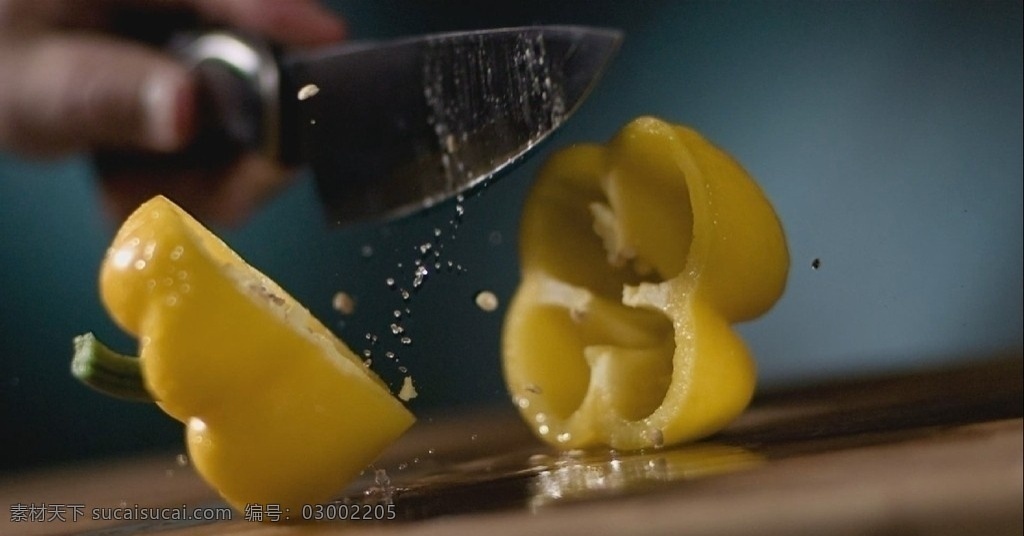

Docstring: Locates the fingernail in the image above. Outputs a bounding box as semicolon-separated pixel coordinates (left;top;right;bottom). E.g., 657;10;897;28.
141;70;191;152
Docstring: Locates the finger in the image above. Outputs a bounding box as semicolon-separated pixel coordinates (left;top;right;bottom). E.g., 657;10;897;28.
97;154;297;226
0;34;194;155
0;0;107;32
186;0;346;46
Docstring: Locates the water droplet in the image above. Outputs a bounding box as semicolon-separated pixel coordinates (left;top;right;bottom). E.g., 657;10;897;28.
556;432;572;443
400;336;412;345
645;427;665;448
390;323;404;335
169;245;184;260
133;259;146;270
393;309;402;319
433;228;442;237
385;351;396;360
385;277;396;288
110;250;135;270
400;289;411;301
175;453;188;467
412;265;429;288
362;349;372;358
470;434;478;441
538;425;550;435
374;468;391;487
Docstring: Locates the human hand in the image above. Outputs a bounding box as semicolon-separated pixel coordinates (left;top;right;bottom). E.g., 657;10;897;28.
0;0;346;224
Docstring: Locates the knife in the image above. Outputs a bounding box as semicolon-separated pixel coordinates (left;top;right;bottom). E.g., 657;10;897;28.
171;26;622;225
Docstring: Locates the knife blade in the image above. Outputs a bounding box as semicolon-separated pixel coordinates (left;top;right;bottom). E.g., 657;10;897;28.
177;26;622;225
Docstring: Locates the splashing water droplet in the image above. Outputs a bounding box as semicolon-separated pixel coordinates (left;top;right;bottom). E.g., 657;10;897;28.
645;428;665;449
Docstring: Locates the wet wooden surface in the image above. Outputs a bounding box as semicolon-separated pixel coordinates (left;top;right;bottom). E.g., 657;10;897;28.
2;356;1021;536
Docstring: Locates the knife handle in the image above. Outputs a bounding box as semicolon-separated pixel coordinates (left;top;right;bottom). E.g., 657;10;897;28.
170;31;282;162
96;31;285;177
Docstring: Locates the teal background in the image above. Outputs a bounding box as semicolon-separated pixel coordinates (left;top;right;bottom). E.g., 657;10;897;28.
1;1;1021;471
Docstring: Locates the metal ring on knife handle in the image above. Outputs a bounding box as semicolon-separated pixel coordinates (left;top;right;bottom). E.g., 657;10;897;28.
170;31;281;162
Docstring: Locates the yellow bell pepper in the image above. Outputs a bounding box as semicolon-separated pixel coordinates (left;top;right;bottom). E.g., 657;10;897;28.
77;195;414;512
502;117;788;450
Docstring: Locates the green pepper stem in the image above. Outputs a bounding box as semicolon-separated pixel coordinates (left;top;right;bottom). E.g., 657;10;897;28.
71;333;154;403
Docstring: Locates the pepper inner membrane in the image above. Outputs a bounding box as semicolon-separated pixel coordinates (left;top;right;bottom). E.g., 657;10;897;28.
523;157;693;421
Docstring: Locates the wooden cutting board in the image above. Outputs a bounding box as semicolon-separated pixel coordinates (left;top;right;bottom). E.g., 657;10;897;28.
2;355;1021;536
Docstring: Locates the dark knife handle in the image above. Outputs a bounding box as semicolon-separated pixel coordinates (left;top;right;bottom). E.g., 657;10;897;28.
96;31;291;180
170;31;283;162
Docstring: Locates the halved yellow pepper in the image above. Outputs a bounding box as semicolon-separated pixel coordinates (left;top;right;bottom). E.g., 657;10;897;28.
502;117;788;450
94;196;414;511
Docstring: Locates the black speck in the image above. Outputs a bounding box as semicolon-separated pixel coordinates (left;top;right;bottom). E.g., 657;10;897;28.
811;258;821;270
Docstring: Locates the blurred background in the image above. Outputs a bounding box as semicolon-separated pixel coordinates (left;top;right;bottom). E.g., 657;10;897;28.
1;0;1020;472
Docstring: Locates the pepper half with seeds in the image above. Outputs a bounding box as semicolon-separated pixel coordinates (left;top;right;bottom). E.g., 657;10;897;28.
502;117;788;450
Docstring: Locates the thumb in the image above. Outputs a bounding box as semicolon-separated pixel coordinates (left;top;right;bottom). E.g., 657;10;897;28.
0;34;194;156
